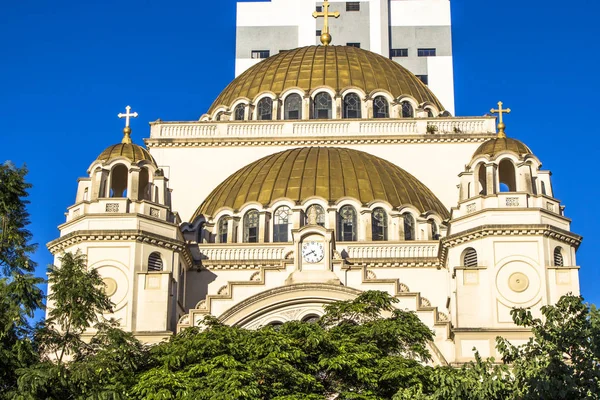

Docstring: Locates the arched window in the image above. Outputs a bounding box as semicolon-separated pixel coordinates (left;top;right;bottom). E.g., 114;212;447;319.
244;210;260;243
302;314;320;323
268;321;283;330
138;167;151;201
467;182;472;199
273;206;291;242
109;164;128;198
313;92;332;119
284;94;302;120
148;252;163;272
403;213;415;241
463;248;478;267
218;217;228;243
499;159;516;192
338;205;357;241
83;188;89;201
429;219;439;240
541;181;547;196
373;96;389;118
427;108;435;118
401;101;414;118
554;247;564;267
371;208;388;241
215;112;224;121
234;104;246;121
305;204;326;227
343;93;361;118
477;164;487;195
257;97;273;120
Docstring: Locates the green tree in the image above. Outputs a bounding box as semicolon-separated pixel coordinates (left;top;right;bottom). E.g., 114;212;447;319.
131;291;434;400
496;294;600;399
0;162;44;397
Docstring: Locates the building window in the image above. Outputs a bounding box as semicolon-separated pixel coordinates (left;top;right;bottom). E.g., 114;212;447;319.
373;96;389;118
429;220;439;240
218;217;228;243
302;314;320;323
251;50;270;59
416;75;429;85
338;205;357;241
371;208;388;241
284;94;302;120
499;159;517;192
273;206;292;242
343;93;361;118
401;101;414;118
305;204;326;227
417;48;436;57
346;42;361;48
257;97;273;120
244;210;259;243
316;30;322;36
148;252;163;272
109;164;128;198
554;247;564;267
426;108;435;118
346;2;360;11
234;104;245;121
313;92;333;119
541;181;547;195
463;248;478;267
403;213;415;241
390;48;408;57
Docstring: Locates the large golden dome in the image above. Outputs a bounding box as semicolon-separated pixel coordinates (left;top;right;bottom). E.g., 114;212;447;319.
208;45;444;114
194;147;449;219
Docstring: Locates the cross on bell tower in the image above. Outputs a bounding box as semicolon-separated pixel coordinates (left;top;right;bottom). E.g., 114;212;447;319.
117;105;139;144
490;101;511;138
313;1;340;46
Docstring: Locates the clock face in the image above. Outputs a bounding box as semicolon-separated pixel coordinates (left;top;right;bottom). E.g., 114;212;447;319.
302;241;325;263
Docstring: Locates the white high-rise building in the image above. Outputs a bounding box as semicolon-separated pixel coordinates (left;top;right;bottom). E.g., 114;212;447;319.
236;0;455;114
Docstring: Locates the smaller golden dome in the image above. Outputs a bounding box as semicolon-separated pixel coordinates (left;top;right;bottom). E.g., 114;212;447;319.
473;138;533;159
96;143;156;165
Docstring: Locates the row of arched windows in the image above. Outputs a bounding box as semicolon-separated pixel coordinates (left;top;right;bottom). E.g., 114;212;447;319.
99;164;156;202
224;93;423;122
216;205;439;243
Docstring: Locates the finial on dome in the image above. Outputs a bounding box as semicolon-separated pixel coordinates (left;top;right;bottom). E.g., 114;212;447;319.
117;105;139;144
490;101;511;138
313;0;339;46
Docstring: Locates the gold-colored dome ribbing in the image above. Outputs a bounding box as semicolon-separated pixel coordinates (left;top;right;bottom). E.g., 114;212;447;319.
193;147;449;219
96;143;156;164
208;46;444;114
473;138;533;159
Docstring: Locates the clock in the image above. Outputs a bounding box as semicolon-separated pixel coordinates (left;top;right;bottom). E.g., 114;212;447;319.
302;241;325;263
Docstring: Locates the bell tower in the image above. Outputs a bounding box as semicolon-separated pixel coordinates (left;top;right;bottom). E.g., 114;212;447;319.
47;107;193;343
445;103;582;362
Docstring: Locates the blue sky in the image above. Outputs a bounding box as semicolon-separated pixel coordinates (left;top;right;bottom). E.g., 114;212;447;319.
1;0;598;312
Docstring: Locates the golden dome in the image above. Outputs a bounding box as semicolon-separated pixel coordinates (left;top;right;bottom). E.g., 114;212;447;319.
96;143;156;165
208;46;444;114
473;138;533;159
194;147;449;219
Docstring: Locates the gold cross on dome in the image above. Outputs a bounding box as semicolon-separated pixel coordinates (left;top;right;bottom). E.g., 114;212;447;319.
313;1;340;46
118;105;138;144
490;101;511;138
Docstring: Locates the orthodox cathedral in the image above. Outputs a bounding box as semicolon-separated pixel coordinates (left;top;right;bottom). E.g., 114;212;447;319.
47;3;582;365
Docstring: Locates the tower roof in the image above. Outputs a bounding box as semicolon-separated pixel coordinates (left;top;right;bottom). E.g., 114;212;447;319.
472;137;533;159
208;45;444;114
96;142;156;165
193;146;449;219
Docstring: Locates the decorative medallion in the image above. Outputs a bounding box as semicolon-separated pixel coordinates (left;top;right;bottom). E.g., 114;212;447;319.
102;278;118;297
508;272;529;293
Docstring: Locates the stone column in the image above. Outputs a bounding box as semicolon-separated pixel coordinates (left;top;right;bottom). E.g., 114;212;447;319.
361;209;372;241
517;162;533;194
128;166;141;201
303;96;311;120
258;211;270;243
485;163;497;195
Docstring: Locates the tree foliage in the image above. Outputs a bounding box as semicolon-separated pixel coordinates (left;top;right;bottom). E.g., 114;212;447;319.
0;163;43;396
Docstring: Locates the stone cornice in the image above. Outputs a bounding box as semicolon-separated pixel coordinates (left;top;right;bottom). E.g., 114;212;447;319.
440;224;583;264
145;134;493;148
47;229;195;267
